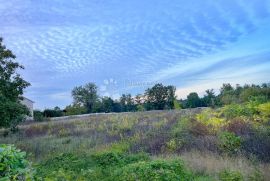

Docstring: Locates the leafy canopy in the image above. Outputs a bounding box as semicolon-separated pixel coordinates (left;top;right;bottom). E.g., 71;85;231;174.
0;37;30;129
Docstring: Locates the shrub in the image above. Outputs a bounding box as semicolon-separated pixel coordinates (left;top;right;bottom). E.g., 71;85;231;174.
221;104;252;119
166;139;177;152
112;159;193;181
0;144;35;180
91;151;149;168
257;102;270;119
42;168;103;181
196;109;225;133
64;104;87;116
242;128;270;161
189;121;209;136
218;132;242;154
219;170;244;181
225;118;251;136
36;153;94;179
43;107;63;117
33;110;44;122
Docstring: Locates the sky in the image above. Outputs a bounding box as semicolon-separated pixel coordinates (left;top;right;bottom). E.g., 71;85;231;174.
0;0;270;109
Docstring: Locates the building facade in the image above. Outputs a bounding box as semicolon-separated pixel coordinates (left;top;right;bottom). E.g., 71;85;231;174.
20;97;34;120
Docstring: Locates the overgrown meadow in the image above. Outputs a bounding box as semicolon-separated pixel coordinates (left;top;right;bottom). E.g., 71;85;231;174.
1;102;270;180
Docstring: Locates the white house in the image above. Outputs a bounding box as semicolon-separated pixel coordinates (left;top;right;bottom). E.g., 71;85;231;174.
20;97;34;120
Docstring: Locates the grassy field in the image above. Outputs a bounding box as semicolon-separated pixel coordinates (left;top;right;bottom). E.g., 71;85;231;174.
0;105;270;180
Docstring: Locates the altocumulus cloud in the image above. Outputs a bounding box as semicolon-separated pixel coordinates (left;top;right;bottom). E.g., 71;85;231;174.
0;0;270;108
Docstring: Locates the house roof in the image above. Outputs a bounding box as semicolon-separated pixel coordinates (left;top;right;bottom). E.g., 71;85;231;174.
22;96;35;103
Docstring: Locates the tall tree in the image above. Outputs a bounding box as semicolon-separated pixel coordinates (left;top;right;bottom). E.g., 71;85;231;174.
186;92;201;108
101;96;114;113
202;89;216;107
0;37;30;130
119;94;135;112
145;83;176;110
71;83;98;113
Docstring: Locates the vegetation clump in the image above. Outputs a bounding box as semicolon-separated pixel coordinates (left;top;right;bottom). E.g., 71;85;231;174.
111;159;193;181
0;144;35;180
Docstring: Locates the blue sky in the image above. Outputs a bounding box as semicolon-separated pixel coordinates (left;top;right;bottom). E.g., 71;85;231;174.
1;0;270;109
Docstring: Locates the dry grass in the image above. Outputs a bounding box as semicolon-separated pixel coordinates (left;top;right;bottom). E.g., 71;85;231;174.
158;151;270;180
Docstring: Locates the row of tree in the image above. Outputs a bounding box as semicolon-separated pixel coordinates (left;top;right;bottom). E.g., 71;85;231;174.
39;82;270;118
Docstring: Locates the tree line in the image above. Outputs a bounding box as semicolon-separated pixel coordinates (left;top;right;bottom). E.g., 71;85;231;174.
37;82;270;118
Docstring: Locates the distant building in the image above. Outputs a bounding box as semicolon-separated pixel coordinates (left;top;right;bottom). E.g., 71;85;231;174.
20;97;34;120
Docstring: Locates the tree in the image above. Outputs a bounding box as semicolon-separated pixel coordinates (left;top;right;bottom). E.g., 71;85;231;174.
43;107;63;117
202;89;217;107
166;85;176;109
219;83;237;105
173;99;182;110
72;83;98;113
119;94;135;112
0;37;30;130
144;83;176;110
186;92;201;108
101;96;115;113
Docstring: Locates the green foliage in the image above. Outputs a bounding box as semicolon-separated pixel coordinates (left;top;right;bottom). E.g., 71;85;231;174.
0;38;30;129
72;83;98;113
173;99;182;110
219;170;244;181
136;104;145;111
112;159;193;181
64;104;87;116
144;83;176;110
221;104;252;119
218;132;242;154
0;101;29;130
186;92;202;108
36;153;94;179
43;107;63;118
166;139;177;152
202;89;218;107
91;151;150;168
257;102;270;118
37;151;150;180
0;144;35;180
196;109;225;133
33;110;45;122
119;94;136;112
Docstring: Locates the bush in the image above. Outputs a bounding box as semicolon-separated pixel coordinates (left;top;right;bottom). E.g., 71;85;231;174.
225;118;251;136
64;104;87;116
36;153;94;179
112;159;193;181
43;107;63;117
257;102;270;119
221;104;248;119
91;151;149;168
218;132;242;154
196;109;226;132
242;128;270;161
33;110;44;122
0;144;35;180
189;121;210;136
219;170;243;181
